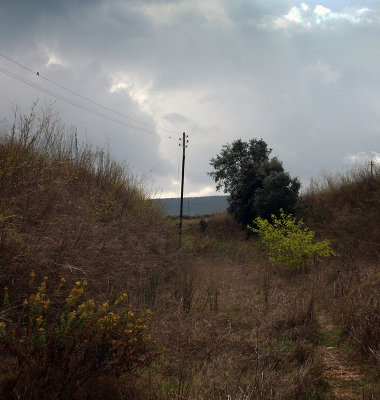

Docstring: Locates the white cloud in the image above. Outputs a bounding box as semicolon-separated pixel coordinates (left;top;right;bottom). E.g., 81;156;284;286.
46;55;63;67
109;74;153;114
344;151;380;164
273;5;312;28
187;185;216;197
373;152;380;163
286;7;303;24
344;151;369;164
314;5;330;16
271;4;375;30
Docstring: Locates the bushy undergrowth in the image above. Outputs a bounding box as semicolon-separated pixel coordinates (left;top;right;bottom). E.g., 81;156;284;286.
250;209;334;271
0;275;160;399
335;274;380;364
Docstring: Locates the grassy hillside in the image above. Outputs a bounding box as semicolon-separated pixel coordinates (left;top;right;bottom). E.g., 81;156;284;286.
0;104;177;303
1;104;380;399
301;167;380;261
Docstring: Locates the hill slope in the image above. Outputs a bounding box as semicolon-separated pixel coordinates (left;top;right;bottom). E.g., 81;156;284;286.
0;105;177;303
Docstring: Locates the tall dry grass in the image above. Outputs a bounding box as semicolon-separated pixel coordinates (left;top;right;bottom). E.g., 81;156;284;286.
0;102;184;398
134;214;329;400
301;165;380;261
300;164;380;394
3;103;380;399
0;102;177;306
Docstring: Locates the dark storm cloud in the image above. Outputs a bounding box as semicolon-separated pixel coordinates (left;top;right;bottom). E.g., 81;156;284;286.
1;0;380;197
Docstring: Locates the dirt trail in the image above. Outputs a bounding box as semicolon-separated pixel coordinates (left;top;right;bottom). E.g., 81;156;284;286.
317;312;367;399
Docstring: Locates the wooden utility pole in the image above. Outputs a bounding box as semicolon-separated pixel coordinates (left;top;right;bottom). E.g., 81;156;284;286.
179;132;187;242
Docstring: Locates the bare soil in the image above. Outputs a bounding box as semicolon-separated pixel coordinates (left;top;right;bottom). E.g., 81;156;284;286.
318;312;366;399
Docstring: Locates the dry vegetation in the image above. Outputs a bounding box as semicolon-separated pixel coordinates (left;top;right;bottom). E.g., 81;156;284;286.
1;103;380;399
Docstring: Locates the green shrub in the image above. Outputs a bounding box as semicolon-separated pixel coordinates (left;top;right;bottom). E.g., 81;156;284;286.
0;274;161;399
249;209;334;271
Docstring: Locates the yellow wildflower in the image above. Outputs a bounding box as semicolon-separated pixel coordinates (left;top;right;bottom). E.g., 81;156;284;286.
114;293;127;305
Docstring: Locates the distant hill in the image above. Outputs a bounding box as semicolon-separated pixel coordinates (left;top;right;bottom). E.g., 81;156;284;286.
153;195;228;216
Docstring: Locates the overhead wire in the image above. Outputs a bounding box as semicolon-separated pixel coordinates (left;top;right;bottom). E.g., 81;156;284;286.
146;141;180;179
0;66;176;138
0;53;180;136
0;54;198;198
0;54;182;139
148;142;179;175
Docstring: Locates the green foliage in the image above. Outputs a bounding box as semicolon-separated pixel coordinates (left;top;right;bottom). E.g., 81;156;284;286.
0;275;161;399
208;139;300;225
249;210;334;271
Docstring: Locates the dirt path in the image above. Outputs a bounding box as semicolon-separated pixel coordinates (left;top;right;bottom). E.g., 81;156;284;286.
317;312;368;399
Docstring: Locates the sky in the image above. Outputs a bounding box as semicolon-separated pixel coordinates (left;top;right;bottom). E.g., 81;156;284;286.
1;0;380;198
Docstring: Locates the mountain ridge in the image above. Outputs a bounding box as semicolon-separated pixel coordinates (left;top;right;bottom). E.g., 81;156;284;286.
153;195;228;216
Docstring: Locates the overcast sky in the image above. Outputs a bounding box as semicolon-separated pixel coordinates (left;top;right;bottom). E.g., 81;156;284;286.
1;0;379;198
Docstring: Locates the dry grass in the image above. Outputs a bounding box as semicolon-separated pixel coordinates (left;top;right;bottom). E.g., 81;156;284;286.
0;103;176;307
300;165;380;397
301;166;380;261
135;220;329;400
2;103;380;399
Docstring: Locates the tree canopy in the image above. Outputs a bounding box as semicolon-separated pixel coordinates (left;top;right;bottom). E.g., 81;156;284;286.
208;139;300;225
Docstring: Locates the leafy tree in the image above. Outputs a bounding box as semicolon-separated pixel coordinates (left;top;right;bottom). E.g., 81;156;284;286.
208;139;300;225
249;210;334;271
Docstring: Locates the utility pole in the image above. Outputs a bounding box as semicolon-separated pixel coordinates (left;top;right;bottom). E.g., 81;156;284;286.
179;132;188;243
370;160;374;177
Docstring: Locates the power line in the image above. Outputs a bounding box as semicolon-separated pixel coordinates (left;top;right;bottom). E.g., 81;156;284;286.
146;141;180;179
0;53;180;136
0;54;182;139
148;142;179;175
0;66;178;139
